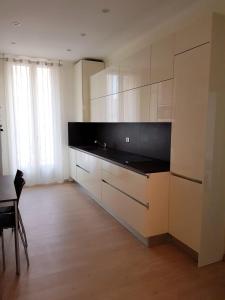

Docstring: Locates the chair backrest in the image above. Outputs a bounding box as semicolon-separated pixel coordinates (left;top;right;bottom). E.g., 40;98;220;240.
14;177;25;203
15;169;24;181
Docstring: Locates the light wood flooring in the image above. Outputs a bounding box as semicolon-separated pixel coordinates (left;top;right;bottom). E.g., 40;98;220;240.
0;182;225;300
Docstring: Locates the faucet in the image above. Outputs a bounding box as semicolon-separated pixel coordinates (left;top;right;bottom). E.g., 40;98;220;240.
94;140;107;149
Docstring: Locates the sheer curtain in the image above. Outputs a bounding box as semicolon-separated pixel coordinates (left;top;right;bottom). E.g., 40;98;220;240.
4;59;64;185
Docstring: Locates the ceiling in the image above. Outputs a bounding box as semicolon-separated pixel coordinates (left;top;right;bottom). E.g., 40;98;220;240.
0;0;201;61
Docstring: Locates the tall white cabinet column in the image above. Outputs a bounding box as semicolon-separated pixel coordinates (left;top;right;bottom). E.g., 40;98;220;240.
170;13;225;267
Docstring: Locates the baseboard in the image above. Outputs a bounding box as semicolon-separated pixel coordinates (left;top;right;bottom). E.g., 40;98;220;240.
148;233;171;247
169;235;198;261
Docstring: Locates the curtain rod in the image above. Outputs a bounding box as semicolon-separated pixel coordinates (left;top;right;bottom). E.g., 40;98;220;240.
0;56;63;67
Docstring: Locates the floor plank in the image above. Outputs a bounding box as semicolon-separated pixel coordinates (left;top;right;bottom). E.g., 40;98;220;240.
0;182;225;300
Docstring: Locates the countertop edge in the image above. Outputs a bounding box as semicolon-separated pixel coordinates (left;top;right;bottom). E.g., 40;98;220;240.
69;146;170;178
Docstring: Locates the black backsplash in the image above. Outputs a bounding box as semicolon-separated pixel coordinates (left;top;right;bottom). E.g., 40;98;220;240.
68;122;171;162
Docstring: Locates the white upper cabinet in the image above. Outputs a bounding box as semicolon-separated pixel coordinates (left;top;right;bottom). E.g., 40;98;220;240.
90;69;107;99
105;94;123;122
119;46;151;92
105;65;120;95
90;98;106;122
74;60;104;121
175;16;211;55
150;34;175;84
171;43;210;181
150;79;173;122
122;85;150;122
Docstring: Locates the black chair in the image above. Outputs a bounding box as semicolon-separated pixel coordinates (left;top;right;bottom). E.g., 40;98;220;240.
14;171;28;248
0;170;28;247
0;177;29;270
0;169;24;214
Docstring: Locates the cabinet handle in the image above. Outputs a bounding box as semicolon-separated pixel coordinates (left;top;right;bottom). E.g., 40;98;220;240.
171;172;202;184
76;164;90;173
102;179;149;209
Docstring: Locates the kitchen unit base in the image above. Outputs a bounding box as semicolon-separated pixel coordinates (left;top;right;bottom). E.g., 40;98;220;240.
72;178;169;247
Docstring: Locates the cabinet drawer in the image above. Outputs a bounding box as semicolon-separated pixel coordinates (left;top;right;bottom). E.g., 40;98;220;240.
76;164;90;188
69;148;77;180
76;164;101;200
76;151;90;172
102;160;148;205
102;181;151;237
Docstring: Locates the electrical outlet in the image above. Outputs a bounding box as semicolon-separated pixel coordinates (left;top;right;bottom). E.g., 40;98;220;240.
125;137;130;143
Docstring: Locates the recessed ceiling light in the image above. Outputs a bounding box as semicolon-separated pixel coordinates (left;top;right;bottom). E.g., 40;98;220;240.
12;21;21;27
11;41;16;45
66;49;71;52
80;33;86;37
102;8;110;13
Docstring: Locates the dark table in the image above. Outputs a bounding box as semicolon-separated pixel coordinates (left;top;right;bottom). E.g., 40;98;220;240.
0;175;20;275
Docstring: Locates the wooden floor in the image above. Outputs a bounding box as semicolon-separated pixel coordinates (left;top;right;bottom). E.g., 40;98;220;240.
0;182;225;300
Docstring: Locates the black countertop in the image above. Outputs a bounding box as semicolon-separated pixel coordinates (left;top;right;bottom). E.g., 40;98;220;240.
70;145;170;177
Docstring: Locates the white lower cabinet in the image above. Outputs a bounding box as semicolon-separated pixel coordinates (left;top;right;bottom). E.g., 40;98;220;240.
69;148;77;180
72;148;169;239
102;171;169;237
102;160;149;206
169;175;203;252
101;180;151;237
76;151;102;200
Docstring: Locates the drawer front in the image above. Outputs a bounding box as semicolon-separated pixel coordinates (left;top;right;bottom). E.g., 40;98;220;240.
76;164;101;200
102;160;148;205
76;165;90;188
76;151;90;172
102;181;151;237
69;148;77;180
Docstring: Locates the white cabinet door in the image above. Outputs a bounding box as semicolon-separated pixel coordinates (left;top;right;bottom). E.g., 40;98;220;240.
150;79;173;122
69;148;76;180
123;85;150;122
91;98;106;122
150;34;175;83
175;16;211;55
169;175;203;252
90;69;107;99
105;94;123;122
119;46;151;92
171;44;210;181
105;65;120;95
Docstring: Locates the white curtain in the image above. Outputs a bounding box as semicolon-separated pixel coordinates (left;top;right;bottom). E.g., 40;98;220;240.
3;59;64;185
